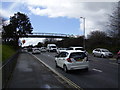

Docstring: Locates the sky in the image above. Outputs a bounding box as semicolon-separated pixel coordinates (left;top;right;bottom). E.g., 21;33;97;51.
0;0;119;46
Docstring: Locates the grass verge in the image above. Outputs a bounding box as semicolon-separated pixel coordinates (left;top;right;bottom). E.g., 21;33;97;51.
2;45;16;62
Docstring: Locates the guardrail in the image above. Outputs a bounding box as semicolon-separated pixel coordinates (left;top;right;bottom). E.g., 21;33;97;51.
1;50;20;88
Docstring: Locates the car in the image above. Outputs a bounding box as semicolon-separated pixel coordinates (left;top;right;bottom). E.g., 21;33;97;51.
32;48;41;54
92;48;113;58
56;48;67;54
40;47;47;52
67;47;85;51
47;44;57;52
116;50;120;63
22;47;28;52
66;47;88;55
55;51;89;73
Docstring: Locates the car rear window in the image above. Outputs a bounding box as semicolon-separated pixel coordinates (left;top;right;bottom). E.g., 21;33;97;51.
51;46;56;48
75;48;84;51
66;48;73;50
69;52;86;59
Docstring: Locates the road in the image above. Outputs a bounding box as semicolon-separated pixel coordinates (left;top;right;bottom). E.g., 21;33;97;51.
32;52;119;89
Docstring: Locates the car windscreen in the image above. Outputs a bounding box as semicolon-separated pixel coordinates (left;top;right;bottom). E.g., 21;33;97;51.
66;48;73;50
101;49;109;52
58;52;68;57
69;52;86;59
35;49;39;50
75;48;84;51
51;46;56;48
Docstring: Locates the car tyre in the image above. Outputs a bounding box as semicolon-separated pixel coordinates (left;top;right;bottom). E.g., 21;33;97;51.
93;54;96;57
63;65;68;73
55;61;59;68
101;54;104;58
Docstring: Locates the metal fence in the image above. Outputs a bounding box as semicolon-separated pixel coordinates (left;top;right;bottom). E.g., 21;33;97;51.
1;51;19;88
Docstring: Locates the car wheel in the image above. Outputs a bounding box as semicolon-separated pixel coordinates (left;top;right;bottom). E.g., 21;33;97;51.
101;54;104;58
84;68;89;71
55;61;58;68
63;65;68;73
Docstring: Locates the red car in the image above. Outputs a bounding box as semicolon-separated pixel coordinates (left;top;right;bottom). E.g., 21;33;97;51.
116;50;120;63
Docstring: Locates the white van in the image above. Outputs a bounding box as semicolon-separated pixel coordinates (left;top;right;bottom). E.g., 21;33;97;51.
47;44;57;52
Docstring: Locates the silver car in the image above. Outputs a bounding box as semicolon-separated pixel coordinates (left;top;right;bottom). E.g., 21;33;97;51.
32;48;41;54
92;48;113;58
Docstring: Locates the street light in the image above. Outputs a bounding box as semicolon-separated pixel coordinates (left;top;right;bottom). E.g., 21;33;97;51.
80;17;86;49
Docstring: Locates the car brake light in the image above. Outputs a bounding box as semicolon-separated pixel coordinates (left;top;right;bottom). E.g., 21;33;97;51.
67;58;72;63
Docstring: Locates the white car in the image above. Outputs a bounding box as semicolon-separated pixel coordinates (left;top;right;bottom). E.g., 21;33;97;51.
57;48;67;54
67;47;88;55
92;48;113;58
32;48;41;54
55;51;89;72
47;44;57;52
40;47;47;52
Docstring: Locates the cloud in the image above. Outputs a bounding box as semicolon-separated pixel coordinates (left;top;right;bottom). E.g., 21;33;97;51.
23;0;115;36
0;9;14;18
20;38;45;46
1;0;118;45
1;0;116;36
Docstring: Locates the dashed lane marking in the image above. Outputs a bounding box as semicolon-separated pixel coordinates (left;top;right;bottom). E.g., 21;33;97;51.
109;58;116;60
92;68;103;73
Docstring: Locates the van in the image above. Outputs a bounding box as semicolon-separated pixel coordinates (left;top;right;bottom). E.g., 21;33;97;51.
47;44;57;52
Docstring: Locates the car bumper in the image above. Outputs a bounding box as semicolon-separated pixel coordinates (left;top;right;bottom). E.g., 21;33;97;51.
66;62;89;70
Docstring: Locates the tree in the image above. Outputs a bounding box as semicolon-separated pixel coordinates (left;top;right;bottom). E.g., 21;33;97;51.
2;12;33;46
35;42;43;47
10;12;33;36
108;1;120;38
43;38;57;47
107;1;120;52
87;31;108;49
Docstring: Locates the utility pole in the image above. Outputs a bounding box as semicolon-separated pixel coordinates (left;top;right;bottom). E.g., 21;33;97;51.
80;17;85;49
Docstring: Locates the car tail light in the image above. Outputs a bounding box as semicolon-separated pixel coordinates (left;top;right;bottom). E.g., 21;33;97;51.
67;58;72;63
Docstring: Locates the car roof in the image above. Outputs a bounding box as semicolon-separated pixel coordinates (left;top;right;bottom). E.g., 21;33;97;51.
95;48;108;50
69;47;83;48
61;50;85;53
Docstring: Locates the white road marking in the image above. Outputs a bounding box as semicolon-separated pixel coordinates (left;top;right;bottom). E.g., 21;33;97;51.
109;58;116;60
30;53;82;90
92;68;103;72
109;62;118;65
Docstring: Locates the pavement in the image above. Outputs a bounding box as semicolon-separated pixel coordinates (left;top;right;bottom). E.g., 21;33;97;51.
6;52;80;89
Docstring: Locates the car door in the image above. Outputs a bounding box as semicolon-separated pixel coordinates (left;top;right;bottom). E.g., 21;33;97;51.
57;52;68;68
97;50;102;57
95;49;100;56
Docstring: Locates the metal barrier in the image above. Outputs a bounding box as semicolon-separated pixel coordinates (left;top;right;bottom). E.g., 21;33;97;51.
1;51;19;88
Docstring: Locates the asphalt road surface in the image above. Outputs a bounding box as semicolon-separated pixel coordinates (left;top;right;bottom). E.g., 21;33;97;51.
33;52;119;89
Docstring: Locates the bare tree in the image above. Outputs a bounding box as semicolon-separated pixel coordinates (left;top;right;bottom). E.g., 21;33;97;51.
108;1;120;38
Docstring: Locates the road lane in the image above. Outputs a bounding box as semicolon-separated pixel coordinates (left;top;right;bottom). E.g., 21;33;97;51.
34;52;118;89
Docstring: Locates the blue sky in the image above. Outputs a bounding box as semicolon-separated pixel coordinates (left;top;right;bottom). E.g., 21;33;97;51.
1;0;115;46
2;2;81;35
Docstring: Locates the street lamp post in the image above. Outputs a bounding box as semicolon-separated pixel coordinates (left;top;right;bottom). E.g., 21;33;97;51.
80;17;86;49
